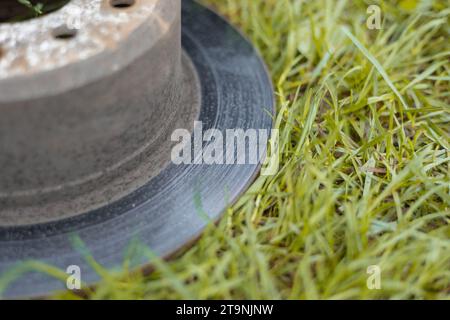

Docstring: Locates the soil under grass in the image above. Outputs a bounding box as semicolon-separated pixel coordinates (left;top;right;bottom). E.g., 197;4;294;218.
2;0;449;299
0;0;70;23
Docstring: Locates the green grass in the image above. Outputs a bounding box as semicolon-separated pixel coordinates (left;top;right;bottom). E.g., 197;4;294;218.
3;0;450;299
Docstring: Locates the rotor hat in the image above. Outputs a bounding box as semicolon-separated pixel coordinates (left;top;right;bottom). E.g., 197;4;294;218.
0;0;201;225
0;0;274;298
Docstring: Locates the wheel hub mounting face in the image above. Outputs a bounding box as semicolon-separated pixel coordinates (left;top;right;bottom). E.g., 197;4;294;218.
0;0;200;225
0;0;274;298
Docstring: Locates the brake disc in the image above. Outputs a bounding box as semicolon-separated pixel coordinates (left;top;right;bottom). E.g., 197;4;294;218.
0;0;274;298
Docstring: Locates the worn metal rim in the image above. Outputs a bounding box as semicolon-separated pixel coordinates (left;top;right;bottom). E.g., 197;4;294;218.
0;0;274;298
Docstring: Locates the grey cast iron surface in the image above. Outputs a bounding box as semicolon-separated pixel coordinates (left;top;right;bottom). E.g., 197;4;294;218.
0;0;274;298
0;0;189;225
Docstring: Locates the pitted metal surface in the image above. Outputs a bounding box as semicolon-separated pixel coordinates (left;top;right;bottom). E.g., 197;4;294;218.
1;0;161;76
0;0;176;100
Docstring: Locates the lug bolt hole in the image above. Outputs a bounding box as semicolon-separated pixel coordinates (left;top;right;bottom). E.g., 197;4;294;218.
53;25;78;40
110;0;136;9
